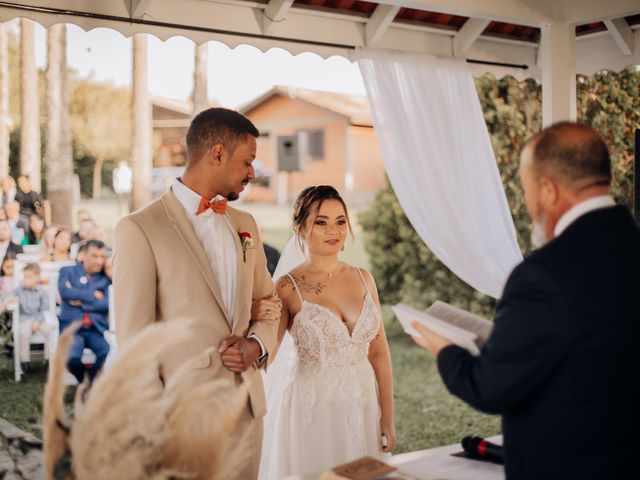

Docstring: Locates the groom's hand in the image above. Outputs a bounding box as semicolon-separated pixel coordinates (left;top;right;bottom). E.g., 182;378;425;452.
219;336;261;373
251;298;281;322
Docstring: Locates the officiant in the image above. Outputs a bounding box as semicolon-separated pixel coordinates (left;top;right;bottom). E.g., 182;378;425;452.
411;122;640;480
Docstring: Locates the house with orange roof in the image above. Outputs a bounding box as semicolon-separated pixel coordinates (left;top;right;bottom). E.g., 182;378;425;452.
240;86;387;206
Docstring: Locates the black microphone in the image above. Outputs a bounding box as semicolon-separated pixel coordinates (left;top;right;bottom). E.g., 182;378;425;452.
461;436;503;464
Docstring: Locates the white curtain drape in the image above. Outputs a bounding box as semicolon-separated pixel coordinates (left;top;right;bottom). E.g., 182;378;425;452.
356;48;522;298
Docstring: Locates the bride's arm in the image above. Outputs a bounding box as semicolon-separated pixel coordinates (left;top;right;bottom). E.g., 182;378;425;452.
364;270;396;453
269;277;293;360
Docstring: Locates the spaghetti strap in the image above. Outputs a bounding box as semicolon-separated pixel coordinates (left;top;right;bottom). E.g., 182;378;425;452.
356;268;370;295
287;273;304;303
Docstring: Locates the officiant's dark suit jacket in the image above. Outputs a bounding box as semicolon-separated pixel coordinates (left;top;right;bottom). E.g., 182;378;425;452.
437;205;640;480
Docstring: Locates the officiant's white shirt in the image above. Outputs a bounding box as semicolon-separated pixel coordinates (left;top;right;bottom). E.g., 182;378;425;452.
554;195;615;237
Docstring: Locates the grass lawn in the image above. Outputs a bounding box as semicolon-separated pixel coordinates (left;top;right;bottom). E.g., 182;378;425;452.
0;198;501;452
0;353;47;437
0;310;501;452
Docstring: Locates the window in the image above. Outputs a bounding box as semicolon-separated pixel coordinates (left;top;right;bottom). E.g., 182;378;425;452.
298;128;325;160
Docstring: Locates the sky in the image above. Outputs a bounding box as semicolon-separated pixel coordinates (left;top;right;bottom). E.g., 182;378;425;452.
21;21;367;109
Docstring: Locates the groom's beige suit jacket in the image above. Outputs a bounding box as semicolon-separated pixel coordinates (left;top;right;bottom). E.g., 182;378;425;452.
112;189;279;420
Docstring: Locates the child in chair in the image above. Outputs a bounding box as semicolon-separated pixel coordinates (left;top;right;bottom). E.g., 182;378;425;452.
14;262;50;374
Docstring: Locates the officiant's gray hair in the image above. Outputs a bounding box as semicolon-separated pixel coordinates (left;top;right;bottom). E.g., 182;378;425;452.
293;185;354;249
528;122;611;187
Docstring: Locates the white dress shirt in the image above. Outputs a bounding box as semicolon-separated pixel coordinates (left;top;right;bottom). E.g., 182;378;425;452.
172;179;238;323
554;195;616;237
172;179;266;357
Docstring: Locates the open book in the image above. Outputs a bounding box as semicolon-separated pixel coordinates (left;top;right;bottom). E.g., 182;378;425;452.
392;301;493;355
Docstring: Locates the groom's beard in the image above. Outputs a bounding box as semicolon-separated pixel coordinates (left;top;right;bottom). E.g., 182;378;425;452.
530;213;549;249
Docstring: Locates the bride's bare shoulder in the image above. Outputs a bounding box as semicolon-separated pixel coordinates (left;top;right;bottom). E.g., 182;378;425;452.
275;268;303;297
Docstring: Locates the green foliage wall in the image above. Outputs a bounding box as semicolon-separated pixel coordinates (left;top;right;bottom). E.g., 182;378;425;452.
361;68;638;318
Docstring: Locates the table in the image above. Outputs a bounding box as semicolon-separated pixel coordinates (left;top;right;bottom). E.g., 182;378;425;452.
282;436;505;480
390;436;505;480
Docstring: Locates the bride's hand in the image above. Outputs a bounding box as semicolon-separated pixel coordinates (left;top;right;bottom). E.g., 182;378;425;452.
380;421;396;453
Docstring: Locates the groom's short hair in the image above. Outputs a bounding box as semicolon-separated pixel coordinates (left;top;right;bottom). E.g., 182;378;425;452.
187;108;259;164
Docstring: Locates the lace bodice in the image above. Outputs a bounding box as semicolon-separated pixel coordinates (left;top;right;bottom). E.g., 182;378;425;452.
290;293;381;368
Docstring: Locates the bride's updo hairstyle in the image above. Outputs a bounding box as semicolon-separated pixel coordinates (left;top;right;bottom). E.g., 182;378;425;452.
292;185;354;250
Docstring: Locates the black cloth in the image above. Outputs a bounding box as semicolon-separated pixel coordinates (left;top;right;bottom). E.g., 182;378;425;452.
263;243;280;277
437;206;640;480
14;189;43;217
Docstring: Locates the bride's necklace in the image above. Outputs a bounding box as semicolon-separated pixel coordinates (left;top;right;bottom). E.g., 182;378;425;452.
308;262;342;279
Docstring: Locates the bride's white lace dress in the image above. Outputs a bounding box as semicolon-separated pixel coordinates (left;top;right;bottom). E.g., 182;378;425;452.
261;270;387;479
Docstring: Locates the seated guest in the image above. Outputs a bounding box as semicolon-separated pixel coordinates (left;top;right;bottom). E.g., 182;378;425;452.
0;176;16;209
22;213;46;246
46;228;72;262
0;254;15;296
14;263;50;374
72;217;94;245
15;175;43;217
58;240;111;384
411;122;640;480
0;219;23;265
41;225;59;259
5;201;29;243
71;219;96;259
72;209;91;243
263;242;280;277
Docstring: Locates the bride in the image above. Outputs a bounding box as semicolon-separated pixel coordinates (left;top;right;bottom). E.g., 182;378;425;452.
260;185;395;478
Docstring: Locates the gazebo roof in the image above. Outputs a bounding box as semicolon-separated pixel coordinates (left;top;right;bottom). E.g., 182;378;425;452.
0;1;638;80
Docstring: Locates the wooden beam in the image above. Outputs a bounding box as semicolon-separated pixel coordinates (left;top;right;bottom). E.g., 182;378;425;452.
262;0;294;35
562;0;640;25
365;5;401;46
124;0;152;18
540;22;576;126
453;18;490;57
604;18;634;56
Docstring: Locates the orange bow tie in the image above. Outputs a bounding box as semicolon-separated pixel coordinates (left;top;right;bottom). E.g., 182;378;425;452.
196;197;228;215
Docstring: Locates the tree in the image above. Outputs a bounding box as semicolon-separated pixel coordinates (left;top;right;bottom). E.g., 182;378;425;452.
131;33;152;210
0;22;9;178
70;79;131;199
20;18;41;191
46;24;73;225
192;42;208;117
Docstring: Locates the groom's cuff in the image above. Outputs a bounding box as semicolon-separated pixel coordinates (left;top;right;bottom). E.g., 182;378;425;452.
248;333;267;361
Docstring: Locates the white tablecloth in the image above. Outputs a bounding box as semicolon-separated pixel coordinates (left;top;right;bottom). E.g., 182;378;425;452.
281;436;505;480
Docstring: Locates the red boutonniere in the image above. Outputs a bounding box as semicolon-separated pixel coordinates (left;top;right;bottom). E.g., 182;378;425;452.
238;231;255;262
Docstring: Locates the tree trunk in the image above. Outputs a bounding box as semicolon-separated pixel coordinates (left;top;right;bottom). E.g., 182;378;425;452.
92;155;104;199
192;42;208;117
46;24;73;226
131;33;152;211
0;23;9;179
20;18;41;191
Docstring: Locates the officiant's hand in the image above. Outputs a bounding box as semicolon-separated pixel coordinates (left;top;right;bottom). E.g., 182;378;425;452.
219;336;261;373
251;298;281;322
411;322;453;356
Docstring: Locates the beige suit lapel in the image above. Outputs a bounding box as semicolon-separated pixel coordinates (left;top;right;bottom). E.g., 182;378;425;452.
161;190;232;328
225;209;249;334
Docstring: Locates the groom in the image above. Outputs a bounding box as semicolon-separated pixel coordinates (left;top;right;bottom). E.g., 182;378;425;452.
113;108;281;479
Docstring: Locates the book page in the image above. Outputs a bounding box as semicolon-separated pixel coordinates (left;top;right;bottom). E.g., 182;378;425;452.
392;304;481;355
426;301;493;346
